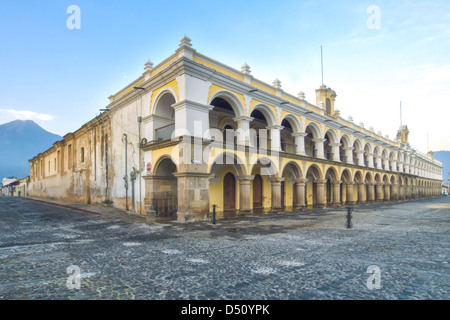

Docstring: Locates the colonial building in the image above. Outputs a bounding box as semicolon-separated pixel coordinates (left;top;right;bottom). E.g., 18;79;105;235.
28;36;443;221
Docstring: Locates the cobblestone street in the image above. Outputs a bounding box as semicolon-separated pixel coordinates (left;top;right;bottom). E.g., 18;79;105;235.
0;196;449;301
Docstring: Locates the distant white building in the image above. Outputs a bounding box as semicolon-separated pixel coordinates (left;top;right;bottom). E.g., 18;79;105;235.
1;177;19;196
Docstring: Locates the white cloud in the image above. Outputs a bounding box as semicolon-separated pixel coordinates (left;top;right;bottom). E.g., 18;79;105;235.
0;108;56;122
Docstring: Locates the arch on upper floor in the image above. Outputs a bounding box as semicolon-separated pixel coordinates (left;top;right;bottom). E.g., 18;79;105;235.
280;114;302;134
304;121;322;139
151;87;178;117
249;103;278;128
208;90;246;118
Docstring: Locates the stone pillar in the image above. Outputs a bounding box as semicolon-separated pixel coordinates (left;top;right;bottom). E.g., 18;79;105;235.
174;172;210;222
292;132;307;156
346;182;354;205
376;183;384;201
314;180;326;208
399;184;404;200
367;183;375;203
332;181;341;207
366;152;374;168
270;177;284;212
330;143;342;162
343;147;354;164
237;176;254;214
355;150;365;166
172;100;214;139
357;183;365;204
267;125;283;152
233;116;254;146
294;179;307;210
383;158;389;170
312;139;326;159
390;160;397;172
384;183;391;201
397;161;404;173
391;183;398;200
375;155;382;169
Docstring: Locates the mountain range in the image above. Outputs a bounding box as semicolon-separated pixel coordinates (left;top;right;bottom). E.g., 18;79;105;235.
0;120;62;180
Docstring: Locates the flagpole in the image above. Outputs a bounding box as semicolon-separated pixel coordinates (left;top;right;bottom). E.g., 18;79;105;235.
321;45;324;86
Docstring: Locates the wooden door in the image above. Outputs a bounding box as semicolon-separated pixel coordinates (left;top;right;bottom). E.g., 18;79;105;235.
223;173;236;211
253;174;263;209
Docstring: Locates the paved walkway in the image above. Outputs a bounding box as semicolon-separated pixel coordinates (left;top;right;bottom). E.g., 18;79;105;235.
0;196;449;301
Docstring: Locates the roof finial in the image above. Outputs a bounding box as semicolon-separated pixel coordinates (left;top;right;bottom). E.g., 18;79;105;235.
179;35;192;47
144;59;153;72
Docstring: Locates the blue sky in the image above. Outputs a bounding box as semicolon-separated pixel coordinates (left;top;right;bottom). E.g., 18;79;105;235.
0;0;449;153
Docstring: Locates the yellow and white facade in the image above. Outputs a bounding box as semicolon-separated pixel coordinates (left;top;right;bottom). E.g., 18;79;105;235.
29;36;443;221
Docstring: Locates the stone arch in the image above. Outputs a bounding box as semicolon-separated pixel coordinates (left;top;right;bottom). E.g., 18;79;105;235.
150;155;178;218
324;166;339;205
208;152;247;178
249;156;280;177
209;90;246;118
304;121;323;158
352;139;364;166
305;164;324;207
339;134;352;163
365;172;374;202
281;161;304;210
151;90;178;141
324;129;339;161
250;104;278;128
373;146;382;169
151;88;178;116
354;170;364;203
280;114;302;133
364;143;373;167
340;169;353;204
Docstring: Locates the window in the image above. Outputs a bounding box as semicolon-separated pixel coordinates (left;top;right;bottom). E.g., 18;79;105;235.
81;147;85;163
68;144;72;169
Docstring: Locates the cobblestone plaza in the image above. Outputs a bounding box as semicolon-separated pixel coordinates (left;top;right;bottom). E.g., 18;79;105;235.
0;196;448;301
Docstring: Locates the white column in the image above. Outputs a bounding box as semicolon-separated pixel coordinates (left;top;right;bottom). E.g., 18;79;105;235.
374;155;382;169
233;116;254;146
343;147;354;164
390;160;397;172
292;132;307;156
312;138;326;159
366;152;374;168
267;125;283;152
329;143;342;162
398;161;404;173
356;150;365;166
172;99;214;139
383;157;389;170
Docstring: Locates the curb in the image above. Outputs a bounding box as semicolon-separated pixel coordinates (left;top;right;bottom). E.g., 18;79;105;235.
25;197;109;217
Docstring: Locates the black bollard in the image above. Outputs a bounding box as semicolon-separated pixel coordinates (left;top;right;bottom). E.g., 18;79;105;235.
212;204;217;225
346;206;353;229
